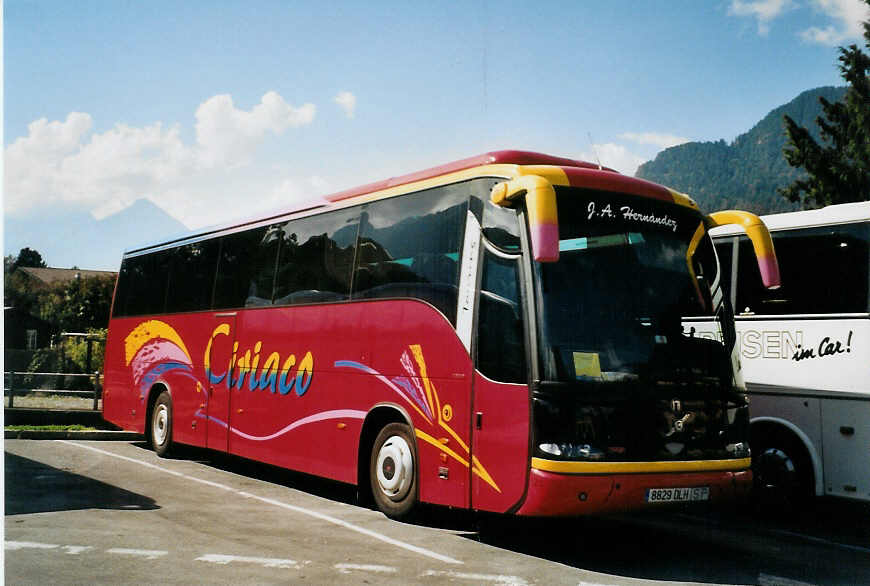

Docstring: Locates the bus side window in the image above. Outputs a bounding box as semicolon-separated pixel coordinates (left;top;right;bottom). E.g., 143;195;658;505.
482;200;521;252
351;186;468;324
244;225;282;307
165;240;221;313
713;238;734;306
114;250;171;317
213;228;266;310
736;223;870;315
477;250;527;383
273;208;359;305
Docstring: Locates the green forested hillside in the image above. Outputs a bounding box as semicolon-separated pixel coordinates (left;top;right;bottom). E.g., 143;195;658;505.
635;86;847;214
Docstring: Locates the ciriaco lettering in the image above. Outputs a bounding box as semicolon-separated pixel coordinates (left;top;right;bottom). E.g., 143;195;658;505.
204;323;314;396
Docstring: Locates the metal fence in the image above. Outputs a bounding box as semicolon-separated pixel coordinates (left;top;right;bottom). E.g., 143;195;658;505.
4;371;102;410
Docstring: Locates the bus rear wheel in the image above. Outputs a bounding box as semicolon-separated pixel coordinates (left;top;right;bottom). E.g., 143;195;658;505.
370;423;417;519
150;391;174;458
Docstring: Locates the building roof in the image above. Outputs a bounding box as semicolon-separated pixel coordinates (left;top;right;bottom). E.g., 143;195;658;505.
16;267;117;286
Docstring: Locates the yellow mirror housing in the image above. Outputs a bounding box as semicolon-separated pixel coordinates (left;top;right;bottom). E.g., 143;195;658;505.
491;175;559;262
708;210;781;289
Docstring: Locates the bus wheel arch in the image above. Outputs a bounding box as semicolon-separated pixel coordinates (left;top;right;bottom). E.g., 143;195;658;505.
750;419;816;510
358;405;417;518
145;384;174;457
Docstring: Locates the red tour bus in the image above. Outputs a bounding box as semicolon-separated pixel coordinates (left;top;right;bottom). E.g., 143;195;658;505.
102;151;780;518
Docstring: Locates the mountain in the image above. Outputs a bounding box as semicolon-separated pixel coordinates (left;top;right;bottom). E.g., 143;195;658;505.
635;86;848;214
4;199;189;271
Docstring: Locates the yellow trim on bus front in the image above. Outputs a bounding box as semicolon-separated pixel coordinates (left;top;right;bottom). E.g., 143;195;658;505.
531;457;752;474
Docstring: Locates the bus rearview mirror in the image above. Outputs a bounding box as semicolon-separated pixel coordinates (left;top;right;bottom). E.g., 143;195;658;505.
708;210;781;290
491;176;559;262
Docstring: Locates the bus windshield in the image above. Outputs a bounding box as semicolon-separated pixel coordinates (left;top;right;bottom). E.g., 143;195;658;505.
537;188;734;391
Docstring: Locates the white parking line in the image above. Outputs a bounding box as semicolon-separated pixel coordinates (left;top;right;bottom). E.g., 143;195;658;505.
59;440;463;565
335;563;399;574
422;569;530;585
5;541;59;551
196;554;301;568
6;541;93;555
107;548;169;560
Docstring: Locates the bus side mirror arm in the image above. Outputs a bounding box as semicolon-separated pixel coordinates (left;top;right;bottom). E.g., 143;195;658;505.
491;176;559;262
708;210;781;290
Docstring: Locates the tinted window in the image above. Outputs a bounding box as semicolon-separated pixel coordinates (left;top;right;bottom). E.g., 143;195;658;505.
735;222;870;315
247;225;282;307
477;250;526;383
352;185;468;323
482;200;521;251
113;250;171;317
274;208;359;305
714;238;735;306
165;240;220;313
213;227;270;310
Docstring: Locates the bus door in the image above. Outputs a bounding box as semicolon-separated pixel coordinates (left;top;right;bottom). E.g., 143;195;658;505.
469;240;531;512
205;312;237;452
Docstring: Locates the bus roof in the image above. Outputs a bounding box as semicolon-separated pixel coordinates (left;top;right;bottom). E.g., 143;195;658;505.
123;150;686;256
710;201;870;237
323;150;612;203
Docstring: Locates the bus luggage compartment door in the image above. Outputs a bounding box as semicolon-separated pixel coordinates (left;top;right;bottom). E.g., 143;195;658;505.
822;398;870;500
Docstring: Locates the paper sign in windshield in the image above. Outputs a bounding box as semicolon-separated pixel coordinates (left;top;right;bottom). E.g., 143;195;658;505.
573;352;602;379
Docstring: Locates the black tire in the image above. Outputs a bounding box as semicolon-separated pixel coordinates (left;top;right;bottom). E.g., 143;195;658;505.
752;428;813;513
150;391;174;458
370;423;418;519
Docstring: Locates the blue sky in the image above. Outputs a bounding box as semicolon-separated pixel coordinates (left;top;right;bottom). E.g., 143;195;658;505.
4;0;869;267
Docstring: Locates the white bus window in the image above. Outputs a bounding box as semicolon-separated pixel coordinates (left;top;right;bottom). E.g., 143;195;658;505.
735;223;869;315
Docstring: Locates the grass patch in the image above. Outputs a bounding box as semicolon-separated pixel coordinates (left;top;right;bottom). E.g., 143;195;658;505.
5;424;97;431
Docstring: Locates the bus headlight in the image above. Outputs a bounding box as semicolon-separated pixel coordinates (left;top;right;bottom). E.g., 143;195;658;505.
726;442;751;458
538;443;606;460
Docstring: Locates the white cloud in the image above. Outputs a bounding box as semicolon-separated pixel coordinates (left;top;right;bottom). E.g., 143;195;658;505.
800;0;870;45
619;132;690;150
195;91;316;167
728;0;795;35
579;143;648;177
334;91;357;119
4;91;320;227
268;176;331;206
4;113;93;214
728;0;869;43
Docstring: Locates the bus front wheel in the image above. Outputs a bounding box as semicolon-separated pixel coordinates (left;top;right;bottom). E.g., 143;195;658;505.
752;429;812;512
370;423;417;519
150;391;174;458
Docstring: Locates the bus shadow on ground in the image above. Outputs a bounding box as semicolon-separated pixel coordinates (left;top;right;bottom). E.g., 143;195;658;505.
4;452;159;515
465;512;760;584
133;442;361;508
131;442;480;532
467;506;870;585
124;443;870;584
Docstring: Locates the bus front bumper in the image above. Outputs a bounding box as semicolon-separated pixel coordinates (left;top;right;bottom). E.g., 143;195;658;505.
516;459;753;516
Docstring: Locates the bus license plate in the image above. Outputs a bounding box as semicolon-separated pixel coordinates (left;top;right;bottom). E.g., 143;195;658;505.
645;486;710;503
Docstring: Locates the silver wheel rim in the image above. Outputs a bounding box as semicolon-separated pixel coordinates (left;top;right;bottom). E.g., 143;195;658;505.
375;435;413;501
153;403;169;446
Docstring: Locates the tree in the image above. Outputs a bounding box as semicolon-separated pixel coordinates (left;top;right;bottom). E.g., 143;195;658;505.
37;274;116;333
780;1;870;208
11;247;48;270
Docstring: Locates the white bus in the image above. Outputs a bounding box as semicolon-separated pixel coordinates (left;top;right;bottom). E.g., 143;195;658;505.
710;201;869;505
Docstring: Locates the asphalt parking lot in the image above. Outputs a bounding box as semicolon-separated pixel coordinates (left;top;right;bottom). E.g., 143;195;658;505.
5;439;641;585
